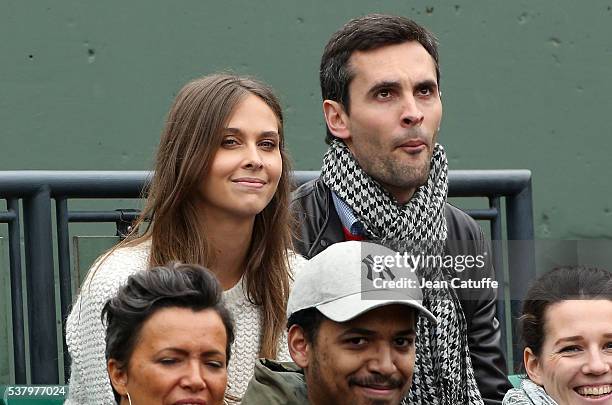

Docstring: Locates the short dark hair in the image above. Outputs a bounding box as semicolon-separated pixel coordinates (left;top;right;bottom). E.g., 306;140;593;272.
287;307;325;345
102;262;235;383
520;266;612;358
320;14;440;144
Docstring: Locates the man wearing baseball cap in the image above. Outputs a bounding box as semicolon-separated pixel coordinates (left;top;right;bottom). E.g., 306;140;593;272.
241;241;436;405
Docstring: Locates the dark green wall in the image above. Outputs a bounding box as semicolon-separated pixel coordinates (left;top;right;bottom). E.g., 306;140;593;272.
2;0;611;239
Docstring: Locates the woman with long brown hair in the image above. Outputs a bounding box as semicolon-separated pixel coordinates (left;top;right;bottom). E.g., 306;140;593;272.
65;74;303;404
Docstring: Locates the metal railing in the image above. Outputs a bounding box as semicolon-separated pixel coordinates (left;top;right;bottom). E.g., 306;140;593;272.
0;169;534;383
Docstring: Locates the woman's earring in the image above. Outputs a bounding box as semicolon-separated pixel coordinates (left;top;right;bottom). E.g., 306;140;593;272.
127;392;133;405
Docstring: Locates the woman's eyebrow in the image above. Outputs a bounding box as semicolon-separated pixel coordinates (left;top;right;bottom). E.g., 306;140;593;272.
259;130;280;138
200;349;226;358
553;335;582;346
155;347;188;356
223;128;279;138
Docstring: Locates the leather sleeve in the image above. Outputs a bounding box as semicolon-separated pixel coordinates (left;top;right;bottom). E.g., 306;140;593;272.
290;179;344;259
446;204;513;404
468;231;513;404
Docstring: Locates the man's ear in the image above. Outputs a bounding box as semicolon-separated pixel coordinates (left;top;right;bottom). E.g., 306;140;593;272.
107;359;129;396
524;347;543;385
288;325;311;369
322;100;350;140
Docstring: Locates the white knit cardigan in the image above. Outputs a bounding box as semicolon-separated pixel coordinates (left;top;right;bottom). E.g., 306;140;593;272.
64;240;305;404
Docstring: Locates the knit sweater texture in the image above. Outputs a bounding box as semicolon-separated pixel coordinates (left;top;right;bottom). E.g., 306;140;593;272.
64;240;304;404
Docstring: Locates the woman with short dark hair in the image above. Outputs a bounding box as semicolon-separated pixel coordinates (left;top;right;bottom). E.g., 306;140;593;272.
103;262;235;405
503;266;612;404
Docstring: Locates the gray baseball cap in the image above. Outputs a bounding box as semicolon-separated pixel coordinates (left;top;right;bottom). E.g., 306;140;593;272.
288;241;437;324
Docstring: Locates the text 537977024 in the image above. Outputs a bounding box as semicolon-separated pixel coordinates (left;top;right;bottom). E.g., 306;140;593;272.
2;385;67;403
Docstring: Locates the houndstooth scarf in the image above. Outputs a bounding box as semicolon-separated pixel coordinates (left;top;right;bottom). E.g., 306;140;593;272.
503;379;559;405
321;139;484;405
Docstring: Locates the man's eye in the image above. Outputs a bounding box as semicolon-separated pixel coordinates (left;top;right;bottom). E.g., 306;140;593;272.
604;342;612;351
417;87;432;96
159;358;178;365
394;337;415;348
205;361;225;369
347;337;368;346
376;89;392;99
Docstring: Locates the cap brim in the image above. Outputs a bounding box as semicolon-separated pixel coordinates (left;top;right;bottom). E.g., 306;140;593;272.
316;290;437;325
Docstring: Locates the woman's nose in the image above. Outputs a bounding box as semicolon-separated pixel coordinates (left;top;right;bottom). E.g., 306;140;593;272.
243;144;264;170
582;351;611;375
180;362;207;391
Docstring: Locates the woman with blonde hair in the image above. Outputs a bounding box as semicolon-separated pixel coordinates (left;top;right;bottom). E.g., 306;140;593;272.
65;73;303;404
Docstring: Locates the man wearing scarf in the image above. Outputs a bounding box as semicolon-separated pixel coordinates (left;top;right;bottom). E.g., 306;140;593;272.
292;14;512;405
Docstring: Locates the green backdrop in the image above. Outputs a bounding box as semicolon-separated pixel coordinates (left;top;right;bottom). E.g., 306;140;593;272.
1;0;611;238
1;0;612;383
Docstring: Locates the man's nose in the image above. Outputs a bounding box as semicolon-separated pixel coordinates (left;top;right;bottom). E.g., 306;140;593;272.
400;94;424;127
367;345;398;375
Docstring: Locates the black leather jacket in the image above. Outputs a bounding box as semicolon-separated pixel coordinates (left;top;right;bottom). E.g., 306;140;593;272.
291;178;512;405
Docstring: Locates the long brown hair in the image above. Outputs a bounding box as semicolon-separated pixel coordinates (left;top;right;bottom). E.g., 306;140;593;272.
126;74;292;358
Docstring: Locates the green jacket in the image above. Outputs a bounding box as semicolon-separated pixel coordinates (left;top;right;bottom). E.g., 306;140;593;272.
241;359;309;404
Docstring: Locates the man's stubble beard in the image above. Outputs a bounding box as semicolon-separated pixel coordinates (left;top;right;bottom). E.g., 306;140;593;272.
306;348;407;405
305;352;334;405
357;151;432;192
